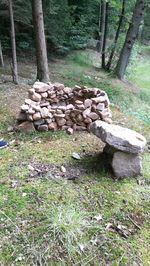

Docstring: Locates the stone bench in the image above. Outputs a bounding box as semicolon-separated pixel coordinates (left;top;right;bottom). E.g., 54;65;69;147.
90;121;147;178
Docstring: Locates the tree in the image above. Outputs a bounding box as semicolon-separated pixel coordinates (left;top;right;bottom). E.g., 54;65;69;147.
106;0;126;70
115;0;145;79
97;0;106;53
101;1;109;69
0;40;4;68
8;0;18;84
32;0;49;82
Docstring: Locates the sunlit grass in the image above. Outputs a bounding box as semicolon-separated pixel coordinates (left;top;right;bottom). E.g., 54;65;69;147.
0;47;150;265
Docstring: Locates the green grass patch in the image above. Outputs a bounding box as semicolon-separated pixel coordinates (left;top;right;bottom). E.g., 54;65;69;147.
0;47;150;265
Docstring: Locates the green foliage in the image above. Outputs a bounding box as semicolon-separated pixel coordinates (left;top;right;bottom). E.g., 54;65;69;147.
142;5;150;42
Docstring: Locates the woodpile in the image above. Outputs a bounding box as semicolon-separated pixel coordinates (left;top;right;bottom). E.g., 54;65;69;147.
17;81;112;133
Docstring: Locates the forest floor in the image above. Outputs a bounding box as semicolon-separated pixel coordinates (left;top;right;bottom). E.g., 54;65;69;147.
0;47;150;265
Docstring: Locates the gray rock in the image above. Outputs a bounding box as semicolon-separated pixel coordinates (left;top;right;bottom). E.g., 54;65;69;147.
21;104;29;112
16;111;27;122
33;81;50;93
38;124;48;131
72;152;81;160
90;121;146;154
18;121;35;133
34;119;45;126
88;112;99;121
33;112;41;121
66;127;74;135
112;152;142;178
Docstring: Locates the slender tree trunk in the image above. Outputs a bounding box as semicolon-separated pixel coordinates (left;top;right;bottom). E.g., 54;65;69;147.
32;0;49;83
101;2;108;69
8;0;18;84
97;1;103;53
0;41;4;68
115;0;145;79
106;0;126;70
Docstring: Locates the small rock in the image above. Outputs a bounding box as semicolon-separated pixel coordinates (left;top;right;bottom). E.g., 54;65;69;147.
84;99;92;108
96;103;105;111
34;119;45;126
38;124;48;131
41;107;49;118
66;127;74;135
48;122;58;131
75;104;85;110
28;108;35;115
53;82;64;91
27;114;33;121
82;108;91;118
76;114;83;122
18;121;35;133
64;87;72;94
41;92;48;98
33;112;41;121
7;126;14;132
16;111;27;122
60;166;66;173
21;104;29;112
33;81;50;93
28;89;41;102
55;114;66;118
84;117;92;124
72;152;81;160
92;96;108;104
56;118;66;127
66;120;74;126
88;112;99;120
66;104;74;110
75;100;83;105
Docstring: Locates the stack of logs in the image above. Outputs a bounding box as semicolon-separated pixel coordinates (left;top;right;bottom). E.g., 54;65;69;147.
17;81;112;133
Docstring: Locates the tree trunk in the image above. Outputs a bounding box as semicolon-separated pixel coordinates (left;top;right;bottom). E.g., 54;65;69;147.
0;41;4;68
97;1;104;53
32;0;49;83
106;0;126;70
101;2;108;69
115;0;145;79
8;0;18;84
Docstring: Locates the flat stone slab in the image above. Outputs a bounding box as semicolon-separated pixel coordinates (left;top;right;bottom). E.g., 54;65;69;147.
90;121;146;154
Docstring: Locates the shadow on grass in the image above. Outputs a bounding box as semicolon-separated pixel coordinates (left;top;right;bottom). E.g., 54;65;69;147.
68;151;112;181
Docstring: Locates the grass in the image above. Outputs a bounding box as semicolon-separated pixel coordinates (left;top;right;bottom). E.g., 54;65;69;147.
0;47;150;265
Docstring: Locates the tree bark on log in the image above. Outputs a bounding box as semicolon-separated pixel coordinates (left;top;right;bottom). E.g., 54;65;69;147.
8;0;19;84
115;0;145;79
32;0;49;83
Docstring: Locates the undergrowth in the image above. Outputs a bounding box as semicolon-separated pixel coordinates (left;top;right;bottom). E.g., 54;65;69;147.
0;47;150;265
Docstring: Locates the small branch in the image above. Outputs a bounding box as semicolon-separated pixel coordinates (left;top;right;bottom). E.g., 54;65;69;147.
127;215;141;230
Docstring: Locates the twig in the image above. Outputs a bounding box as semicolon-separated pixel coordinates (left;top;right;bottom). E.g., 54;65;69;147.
127;215;141;230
